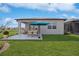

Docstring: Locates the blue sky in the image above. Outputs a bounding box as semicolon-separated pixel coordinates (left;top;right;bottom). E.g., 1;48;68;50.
0;3;79;27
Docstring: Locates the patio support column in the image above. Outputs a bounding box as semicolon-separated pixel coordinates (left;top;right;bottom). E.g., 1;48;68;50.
72;22;76;33
18;22;21;34
25;23;27;31
28;22;31;30
65;23;68;33
38;25;40;34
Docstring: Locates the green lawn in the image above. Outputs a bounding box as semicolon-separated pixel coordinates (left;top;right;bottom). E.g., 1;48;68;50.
43;34;79;41
8;29;17;36
0;34;79;56
0;29;17;39
0;34;3;39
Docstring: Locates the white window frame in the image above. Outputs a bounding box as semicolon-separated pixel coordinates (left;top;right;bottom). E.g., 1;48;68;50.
48;22;57;29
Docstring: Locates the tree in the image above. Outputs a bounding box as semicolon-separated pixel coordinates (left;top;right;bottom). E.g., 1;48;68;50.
0;20;12;33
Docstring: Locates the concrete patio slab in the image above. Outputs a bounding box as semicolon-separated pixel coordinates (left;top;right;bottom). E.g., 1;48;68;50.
4;34;42;40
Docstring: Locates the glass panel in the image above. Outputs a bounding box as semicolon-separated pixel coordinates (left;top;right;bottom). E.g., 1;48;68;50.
48;23;57;29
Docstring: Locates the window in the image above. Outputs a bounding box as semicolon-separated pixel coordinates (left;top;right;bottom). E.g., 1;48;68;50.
48;25;51;29
52;23;57;29
53;25;56;29
48;23;57;29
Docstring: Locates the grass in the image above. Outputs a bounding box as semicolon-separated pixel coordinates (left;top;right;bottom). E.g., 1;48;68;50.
0;29;79;56
43;34;79;41
0;41;79;56
0;34;3;39
0;34;79;56
0;29;17;39
8;29;17;36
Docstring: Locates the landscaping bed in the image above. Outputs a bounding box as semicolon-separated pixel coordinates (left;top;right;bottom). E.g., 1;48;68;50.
0;34;3;39
0;41;4;49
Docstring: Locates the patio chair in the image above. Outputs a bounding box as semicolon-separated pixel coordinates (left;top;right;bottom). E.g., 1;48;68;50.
27;30;33;36
33;30;38;36
23;31;28;34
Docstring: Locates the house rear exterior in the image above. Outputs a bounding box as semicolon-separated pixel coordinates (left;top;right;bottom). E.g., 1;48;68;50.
40;19;64;34
16;18;65;35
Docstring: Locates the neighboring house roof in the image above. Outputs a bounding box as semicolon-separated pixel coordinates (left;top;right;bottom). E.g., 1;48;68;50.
15;18;65;21
64;18;79;23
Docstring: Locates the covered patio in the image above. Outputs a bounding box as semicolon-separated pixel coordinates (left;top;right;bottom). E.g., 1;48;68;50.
7;19;49;40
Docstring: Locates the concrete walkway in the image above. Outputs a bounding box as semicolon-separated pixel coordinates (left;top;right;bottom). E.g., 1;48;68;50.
0;42;10;54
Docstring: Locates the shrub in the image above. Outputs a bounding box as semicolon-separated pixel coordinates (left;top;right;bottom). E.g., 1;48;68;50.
3;31;9;35
64;32;71;35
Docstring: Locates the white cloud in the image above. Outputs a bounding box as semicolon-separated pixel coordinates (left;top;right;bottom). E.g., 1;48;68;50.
53;3;75;12
3;18;17;27
70;16;77;18
62;13;79;19
4;18;25;27
0;4;10;13
7;3;58;12
59;13;68;18
0;3;79;13
5;18;12;22
7;3;77;12
1;3;79;13
6;18;17;24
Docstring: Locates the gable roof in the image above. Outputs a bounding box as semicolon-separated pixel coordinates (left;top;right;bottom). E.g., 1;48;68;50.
65;18;79;23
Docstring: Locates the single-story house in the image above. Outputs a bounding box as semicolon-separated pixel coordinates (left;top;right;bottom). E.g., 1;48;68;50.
5;18;65;40
64;18;79;34
16;18;65;35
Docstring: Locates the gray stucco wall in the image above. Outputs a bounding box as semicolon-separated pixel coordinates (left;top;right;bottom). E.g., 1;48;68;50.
40;21;64;34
